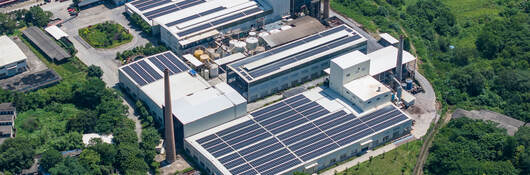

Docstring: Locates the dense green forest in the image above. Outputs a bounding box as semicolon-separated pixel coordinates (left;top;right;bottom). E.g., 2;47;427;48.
332;0;529;122
0;65;160;174
426;118;530;174
0;6;52;35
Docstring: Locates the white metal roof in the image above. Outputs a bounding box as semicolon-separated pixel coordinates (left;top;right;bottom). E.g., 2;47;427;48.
182;54;204;68
214;52;246;66
331;50;370;69
0;36;27;67
379;33;399;44
44;25;69;40
343;75;391;101
368;46;416;76
172;82;246;124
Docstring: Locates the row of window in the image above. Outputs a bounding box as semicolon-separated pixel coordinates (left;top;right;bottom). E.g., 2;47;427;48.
0;111;14;115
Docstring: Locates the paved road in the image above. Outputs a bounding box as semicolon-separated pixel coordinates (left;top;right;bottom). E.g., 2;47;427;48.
60;4;153;86
329;10;383;53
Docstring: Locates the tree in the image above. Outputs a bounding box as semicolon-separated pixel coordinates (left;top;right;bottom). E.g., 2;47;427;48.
87;65;103;79
26;6;51;27
140;127;160;167
88;142;116;166
48;157;89;175
40;149;63;171
0;137;36;174
73;78;107;109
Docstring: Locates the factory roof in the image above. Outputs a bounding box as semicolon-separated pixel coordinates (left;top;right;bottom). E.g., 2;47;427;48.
379;33;399;44
367;46;416;76
119;51;191;87
182;54;204;68
0;103;15;111
186;87;412;175
44;25;69;40
344;76;391;101
228;25;367;83
22;27;71;62
262;16;326;47
214;52;246;66
128;0;268;46
173;83;246;124
0;36;27;67
331;50;370;69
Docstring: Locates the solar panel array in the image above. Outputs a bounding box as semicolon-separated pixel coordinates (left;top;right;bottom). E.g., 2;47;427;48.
229;25;362;81
131;0;173;11
195;94;410;175
121;52;189;86
142;0;206;20
175;6;263;38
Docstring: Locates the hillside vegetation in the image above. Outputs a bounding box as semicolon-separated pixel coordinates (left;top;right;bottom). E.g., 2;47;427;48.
331;0;529;122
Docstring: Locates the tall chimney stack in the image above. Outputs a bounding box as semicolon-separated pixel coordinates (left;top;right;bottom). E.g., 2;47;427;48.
323;0;330;19
164;69;177;163
396;35;404;81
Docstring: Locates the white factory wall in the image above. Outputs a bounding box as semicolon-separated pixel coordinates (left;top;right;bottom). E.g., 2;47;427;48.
344;88;392;112
0;60;26;78
260;0;290;23
329;58;370;97
184;140;225;175
183;102;247;138
119;70;164;123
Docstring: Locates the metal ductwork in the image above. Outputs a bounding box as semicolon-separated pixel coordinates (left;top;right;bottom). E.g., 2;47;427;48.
164;69;177;163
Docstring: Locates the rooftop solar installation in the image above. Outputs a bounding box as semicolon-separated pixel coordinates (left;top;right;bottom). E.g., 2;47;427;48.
228;25;365;82
120;51;190;87
194;94;411;175
143;0;206;20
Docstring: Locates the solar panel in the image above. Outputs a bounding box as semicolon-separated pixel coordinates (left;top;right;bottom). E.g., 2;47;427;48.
225;127;266;145
144;4;176;19
164;53;189;71
137;0;171;11
331;124;372;141
371;115;408;132
283;94;305;104
295;137;334;156
216;120;255;137
289;133;326;151
210;12;245;26
242;7;262;15
289;98;312;108
277;123;314;140
254;105;291;122
282;127;320;146
130;0;146;6
130;63;155;83
239;168;258;175
261;159;301;175
239;138;278;156
300;143;339;161
197;134;216;144
319;25;347;37
201;138;222;149
138;60;162;80
156;55;180;73
224;158;246;170
198;6;225;16
255;153;295;172
259;110;297;127
166;14;200;27
337;128;374;146
363;110;401;127
212;147;233;157
251;102;284;117
206;141;229;153
270;117;308;134
249;148;289;167
178;0;204;9
148;56;173;74
219;152;240;164
122;66;147;86
319;114;356;131
177;23;212;37
360;106;395;121
295;101;319;112
305;108;330;120
229;163;253;175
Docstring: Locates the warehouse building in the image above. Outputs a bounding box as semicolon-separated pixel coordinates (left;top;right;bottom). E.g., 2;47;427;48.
22;27;71;63
0;103;16;145
118;51;247;149
185;87;412;174
0;36;27;78
226;25;367;101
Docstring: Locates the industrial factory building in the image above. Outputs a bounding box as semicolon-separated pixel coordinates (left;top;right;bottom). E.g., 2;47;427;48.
118;51;247;149
0;36;27;78
226;25;367;101
184;52;413;174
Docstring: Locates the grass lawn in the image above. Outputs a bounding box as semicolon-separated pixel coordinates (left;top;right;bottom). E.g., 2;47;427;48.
337;140;422;175
79;21;133;49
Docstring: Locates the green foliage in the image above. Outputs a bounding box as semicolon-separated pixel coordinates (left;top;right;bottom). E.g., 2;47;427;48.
331;0;530;122
426;118;528;175
26;6;52;27
0;6;51;35
40;149;63;171
87;65;103;78
124;13;152;34
0;137;36;174
78;21;133;48
116;43;168;63
48;157;89;175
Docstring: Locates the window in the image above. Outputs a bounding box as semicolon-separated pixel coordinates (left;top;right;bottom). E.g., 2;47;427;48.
367;101;372;104
346;73;351;77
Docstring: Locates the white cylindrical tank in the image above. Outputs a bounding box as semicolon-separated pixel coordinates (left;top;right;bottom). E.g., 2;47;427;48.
229;39;238;48
249;31;257;37
209;64;219;78
199;54;210;63
202;69;210;80
280;25;292;31
232;41;246;53
246;37;259;50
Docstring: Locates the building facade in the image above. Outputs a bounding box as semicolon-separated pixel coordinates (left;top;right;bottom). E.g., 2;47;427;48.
0;103;16;145
0;36;27;78
227;25;367;101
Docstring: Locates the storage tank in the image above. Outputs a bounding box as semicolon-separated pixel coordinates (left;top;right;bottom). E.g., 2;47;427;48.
199;54;210;63
193;49;204;58
209;64;219;78
229;39;238;48
246;37;259;50
232;41;246;53
249;31;257;37
202;69;210;80
258;32;269;45
405;79;413;91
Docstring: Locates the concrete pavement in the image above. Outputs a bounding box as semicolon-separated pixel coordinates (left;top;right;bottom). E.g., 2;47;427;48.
320;143;397;175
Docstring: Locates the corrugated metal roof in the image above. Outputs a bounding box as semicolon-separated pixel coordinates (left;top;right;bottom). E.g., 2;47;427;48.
262;16;326;47
0;36;27;67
